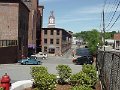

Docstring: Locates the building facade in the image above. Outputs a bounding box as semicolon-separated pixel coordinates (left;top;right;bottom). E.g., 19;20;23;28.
114;33;120;50
36;6;44;53
22;0;38;55
41;11;72;56
0;0;29;63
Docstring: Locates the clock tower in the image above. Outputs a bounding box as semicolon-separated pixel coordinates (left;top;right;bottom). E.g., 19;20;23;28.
48;11;55;28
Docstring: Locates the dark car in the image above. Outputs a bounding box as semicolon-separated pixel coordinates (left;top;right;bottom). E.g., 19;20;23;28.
73;48;93;65
18;56;42;65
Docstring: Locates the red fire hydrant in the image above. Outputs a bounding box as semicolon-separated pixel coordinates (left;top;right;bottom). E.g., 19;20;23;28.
0;73;11;90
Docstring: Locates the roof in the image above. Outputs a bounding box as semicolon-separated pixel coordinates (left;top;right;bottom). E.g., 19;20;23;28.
114;33;120;40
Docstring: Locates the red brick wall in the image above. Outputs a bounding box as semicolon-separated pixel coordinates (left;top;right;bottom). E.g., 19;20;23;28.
0;3;19;40
114;34;120;40
0;46;18;64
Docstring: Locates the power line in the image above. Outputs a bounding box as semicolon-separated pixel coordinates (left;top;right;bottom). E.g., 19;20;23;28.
104;0;118;21
105;1;120;29
106;13;120;31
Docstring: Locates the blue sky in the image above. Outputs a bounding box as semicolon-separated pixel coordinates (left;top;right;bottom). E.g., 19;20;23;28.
39;0;120;33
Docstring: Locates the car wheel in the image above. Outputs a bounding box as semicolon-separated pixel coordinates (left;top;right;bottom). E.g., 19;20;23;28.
37;61;40;65
42;57;45;60
25;61;28;65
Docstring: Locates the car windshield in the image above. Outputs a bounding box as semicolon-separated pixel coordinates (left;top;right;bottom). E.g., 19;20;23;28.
76;48;91;56
29;56;37;59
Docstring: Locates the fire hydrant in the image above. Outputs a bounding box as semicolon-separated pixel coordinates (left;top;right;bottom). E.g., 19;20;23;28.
0;73;11;90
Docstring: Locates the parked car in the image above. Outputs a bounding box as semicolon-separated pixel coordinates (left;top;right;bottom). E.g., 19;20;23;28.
17;56;42;65
73;56;93;65
31;52;48;59
72;48;93;65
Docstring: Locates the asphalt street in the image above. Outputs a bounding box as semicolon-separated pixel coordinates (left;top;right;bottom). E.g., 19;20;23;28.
0;45;82;83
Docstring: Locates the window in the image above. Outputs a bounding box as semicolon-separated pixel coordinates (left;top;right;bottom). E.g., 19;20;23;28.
0;40;17;47
44;30;47;35
50;39;53;44
56;39;59;44
44;39;47;44
57;30;60;35
51;30;54;35
44;46;47;52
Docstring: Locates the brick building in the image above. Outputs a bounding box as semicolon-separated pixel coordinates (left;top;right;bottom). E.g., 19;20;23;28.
0;0;29;63
41;11;72;56
36;6;44;53
22;0;38;55
114;33;120;49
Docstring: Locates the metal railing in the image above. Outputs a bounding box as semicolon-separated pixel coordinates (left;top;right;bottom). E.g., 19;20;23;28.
97;51;120;90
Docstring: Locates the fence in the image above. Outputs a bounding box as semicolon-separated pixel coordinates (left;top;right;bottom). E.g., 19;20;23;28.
97;50;120;90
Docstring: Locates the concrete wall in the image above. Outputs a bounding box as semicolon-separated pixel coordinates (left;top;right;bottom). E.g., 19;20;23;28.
0;46;18;64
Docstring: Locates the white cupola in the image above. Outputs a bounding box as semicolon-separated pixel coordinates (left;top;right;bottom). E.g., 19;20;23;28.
48;11;55;28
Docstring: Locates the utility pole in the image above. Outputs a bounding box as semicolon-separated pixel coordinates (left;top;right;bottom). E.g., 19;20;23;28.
102;10;105;51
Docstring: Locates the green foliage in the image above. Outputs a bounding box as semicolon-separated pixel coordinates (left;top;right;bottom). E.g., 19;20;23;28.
0;87;4;90
30;66;48;78
30;66;56;90
82;64;98;86
70;71;92;86
87;29;99;55
70;64;98;87
71;85;93;90
73;30;117;54
34;73;56;90
56;65;72;82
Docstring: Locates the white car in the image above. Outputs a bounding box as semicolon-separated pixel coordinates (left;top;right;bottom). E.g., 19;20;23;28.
31;52;48;59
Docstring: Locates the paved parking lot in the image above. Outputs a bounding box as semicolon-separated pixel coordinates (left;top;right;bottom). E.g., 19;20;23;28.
0;47;82;83
0;59;82;83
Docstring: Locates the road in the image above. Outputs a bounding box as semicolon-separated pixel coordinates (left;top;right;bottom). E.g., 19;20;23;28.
0;45;82;83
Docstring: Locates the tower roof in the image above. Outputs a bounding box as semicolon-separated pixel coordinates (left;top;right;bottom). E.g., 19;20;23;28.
49;11;55;19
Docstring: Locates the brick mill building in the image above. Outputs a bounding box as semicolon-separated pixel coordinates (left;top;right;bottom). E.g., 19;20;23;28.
0;0;29;63
114;33;120;49
0;0;44;64
22;0;44;55
36;5;44;53
41;11;72;56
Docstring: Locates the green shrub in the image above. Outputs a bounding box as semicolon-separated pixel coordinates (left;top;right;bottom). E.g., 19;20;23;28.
30;66;48;78
30;66;56;90
71;85;93;90
70;64;98;87
34;73;56;90
56;65;72;84
70;71;92;86
82;64;98;86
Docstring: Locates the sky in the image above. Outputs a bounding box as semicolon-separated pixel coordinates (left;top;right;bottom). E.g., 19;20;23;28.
39;0;120;33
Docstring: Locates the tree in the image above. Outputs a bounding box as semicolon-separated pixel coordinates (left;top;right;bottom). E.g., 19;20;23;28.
86;29;100;55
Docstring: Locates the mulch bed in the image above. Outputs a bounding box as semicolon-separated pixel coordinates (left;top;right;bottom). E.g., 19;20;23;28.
25;81;102;90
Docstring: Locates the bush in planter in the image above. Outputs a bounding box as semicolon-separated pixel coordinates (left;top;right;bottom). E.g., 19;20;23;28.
34;73;56;90
82;64;98;86
30;66;48;78
30;66;56;90
70;64;98;88
56;65;72;84
71;85;93;90
70;71;92;86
